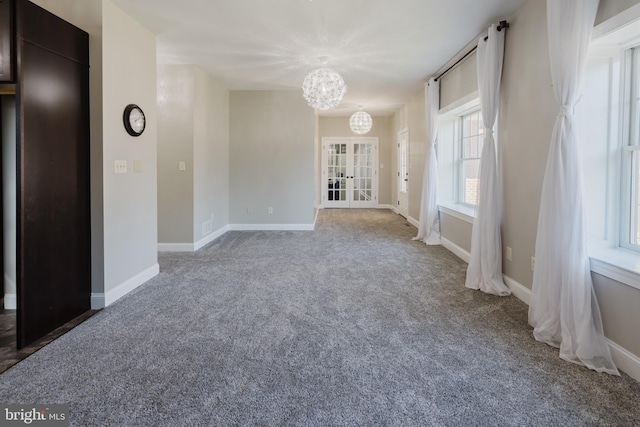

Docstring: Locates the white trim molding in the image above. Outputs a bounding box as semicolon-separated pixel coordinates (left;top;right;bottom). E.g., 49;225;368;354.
589;251;640;291
158;225;231;252
502;275;531;306
593;3;640;40
439;203;475;224
441;237;471;263
91;263;159;309
607;338;640;382
3;293;16;310
229;223;315;231
407;216;419;229
195;225;231;251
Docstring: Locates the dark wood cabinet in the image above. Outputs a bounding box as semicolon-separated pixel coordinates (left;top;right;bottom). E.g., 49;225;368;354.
0;0;15;82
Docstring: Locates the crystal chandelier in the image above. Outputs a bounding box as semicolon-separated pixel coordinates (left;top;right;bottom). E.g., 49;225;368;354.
350;108;372;134
302;57;347;111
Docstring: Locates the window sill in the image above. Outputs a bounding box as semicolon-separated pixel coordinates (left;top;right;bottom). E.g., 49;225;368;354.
438;203;475;224
589;244;640;291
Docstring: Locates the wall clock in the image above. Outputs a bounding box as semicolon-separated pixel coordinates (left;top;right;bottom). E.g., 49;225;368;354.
123;104;146;137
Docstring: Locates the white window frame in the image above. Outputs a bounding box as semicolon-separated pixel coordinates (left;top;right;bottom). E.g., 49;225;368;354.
620;46;640;252
435;93;482;224
458;108;483;208
583;13;640;291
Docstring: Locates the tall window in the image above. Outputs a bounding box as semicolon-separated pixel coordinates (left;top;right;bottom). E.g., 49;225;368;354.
623;46;640;250
459;109;484;206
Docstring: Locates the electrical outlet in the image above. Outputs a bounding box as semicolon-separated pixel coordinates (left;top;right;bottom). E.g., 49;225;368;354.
133;160;142;173
268;207;273;215
506;247;512;261
246;208;251;215
179;161;186;171
531;256;536;271
114;160;127;174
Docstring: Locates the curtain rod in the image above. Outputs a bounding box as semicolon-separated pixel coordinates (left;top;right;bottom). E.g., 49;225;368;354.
434;20;509;82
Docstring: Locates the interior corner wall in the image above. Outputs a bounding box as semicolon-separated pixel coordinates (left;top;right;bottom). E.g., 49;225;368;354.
157;65;195;244
193;67;230;241
317;116;393;206
229;91;315;226
29;0;105;296
101;0;158;294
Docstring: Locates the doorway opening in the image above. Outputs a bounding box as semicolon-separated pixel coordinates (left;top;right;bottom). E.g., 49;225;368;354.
397;129;409;218
322;137;379;208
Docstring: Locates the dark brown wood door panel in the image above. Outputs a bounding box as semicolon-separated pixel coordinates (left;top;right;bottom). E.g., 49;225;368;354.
16;0;90;348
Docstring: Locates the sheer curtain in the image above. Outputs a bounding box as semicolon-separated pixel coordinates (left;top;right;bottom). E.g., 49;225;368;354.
414;78;441;245
465;25;511;296
529;0;618;375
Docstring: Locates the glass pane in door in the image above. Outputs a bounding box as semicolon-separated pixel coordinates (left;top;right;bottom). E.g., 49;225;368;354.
353;143;373;202
327;143;347;201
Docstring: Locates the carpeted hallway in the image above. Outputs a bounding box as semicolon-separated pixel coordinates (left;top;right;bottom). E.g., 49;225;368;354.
0;209;639;426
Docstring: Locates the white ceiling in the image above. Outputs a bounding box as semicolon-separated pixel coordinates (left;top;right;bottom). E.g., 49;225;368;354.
111;0;525;116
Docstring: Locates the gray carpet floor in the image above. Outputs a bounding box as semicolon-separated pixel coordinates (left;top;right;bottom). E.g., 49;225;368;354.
1;209;639;426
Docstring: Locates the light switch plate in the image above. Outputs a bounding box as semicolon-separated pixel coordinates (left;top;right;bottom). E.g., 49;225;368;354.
134;160;142;173
115;160;127;174
179;161;186;171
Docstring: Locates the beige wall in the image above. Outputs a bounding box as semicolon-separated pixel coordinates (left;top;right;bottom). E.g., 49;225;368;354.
500;0;557;289
157;65;195;244
101;0;158;294
318;116;393;206
440;214;472;253
390;87;429;222
193;67;230;240
439;53;478;111
229;91;315;225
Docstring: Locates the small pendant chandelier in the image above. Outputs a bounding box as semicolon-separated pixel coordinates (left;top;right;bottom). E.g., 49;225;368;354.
302;56;347;111
350;107;372;135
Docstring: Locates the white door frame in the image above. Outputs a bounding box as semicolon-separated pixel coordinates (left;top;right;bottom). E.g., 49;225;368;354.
397;128;409;218
321;137;379;208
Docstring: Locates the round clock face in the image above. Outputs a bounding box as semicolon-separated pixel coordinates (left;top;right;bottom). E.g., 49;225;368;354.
123;104;146;136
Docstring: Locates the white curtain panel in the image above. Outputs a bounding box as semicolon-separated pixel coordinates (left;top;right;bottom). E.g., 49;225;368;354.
465;25;511;296
529;0;618;375
413;78;441;245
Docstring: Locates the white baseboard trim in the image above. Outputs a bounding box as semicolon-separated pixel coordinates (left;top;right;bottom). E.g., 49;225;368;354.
377;204;396;210
229;223;315;231
607;338;640;382
441;237;471;263
3;293;16;309
407;216;419;228
502;275;531;306
91;263;160;309
158;225;231;252
194;225;231;251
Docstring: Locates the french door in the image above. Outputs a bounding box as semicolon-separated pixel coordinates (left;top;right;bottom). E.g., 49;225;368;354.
323;137;378;208
397;129;409;218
